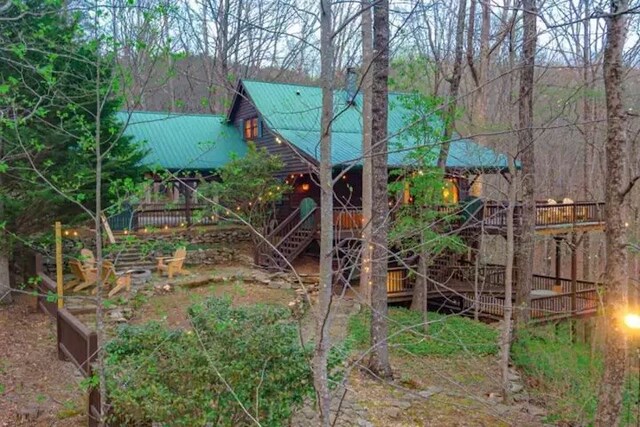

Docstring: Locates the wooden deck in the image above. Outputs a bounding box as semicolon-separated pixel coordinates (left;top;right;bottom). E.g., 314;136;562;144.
482;201;605;234
329;200;606;236
383;265;599;322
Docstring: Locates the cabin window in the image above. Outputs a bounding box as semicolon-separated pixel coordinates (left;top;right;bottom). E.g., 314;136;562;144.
244;117;259;140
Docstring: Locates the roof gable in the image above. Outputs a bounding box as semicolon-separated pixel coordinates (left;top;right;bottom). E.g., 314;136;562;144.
239;79;509;170
117;111;247;171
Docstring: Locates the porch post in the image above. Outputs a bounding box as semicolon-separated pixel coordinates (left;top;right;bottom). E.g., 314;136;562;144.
184;181;192;227
571;233;577;314
555;236;562;284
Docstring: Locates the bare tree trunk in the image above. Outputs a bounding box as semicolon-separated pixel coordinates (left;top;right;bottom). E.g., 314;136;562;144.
367;0;392;380
595;1;629;424
437;0;466;169
581;0;593;281
410;233;429;334
515;0;537;327
94;42;107;427
360;0;373;304
0;134;11;305
501;158;517;404
313;1;335;424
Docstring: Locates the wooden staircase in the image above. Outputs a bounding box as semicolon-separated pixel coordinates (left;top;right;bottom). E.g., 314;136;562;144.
256;206;319;270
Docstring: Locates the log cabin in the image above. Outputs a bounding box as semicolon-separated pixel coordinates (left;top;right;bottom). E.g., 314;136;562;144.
115;76;606;322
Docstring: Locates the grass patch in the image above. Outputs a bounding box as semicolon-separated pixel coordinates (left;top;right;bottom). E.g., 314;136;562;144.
512;322;639;425
348;308;498;357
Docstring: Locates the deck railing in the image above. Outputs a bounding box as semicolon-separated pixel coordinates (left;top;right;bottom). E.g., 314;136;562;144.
107;203;219;231
334;208;364;231
483;201;605;230
387;266;413;294
392;262;600;321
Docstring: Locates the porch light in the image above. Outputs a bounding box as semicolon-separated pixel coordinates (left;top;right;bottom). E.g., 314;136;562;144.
301;183;310;192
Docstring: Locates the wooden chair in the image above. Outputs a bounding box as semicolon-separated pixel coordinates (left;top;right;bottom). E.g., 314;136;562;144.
156;247;189;279
80;248;96;269
69;259;98;292
93;261;131;297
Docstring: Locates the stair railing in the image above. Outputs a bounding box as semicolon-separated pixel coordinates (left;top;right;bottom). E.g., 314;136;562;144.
274;207;319;249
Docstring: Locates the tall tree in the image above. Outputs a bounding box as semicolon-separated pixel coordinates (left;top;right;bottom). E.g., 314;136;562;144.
436;0;466;169
360;0;373;303
595;0;630;423
515;0;537;326
367;0;392;379
313;0;335;424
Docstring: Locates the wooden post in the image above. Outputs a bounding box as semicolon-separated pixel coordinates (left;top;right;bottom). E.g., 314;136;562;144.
571;234;578;314
55;221;63;309
555;236;562;283
184;181;192;227
570;233;578;342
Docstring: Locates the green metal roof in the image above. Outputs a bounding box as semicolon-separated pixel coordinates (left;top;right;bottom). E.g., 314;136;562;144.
241;79;509;170
117;111;246;171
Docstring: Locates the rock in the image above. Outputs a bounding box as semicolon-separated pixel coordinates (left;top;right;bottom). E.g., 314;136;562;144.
494;403;511;416
280;282;292;290
356;419;373;427
390;399;412;410
486;392;503;404
527;405;546;417
510;382;524;394
386;407;402;419
108;310;127;323
268;280;287;289
507;369;521;381
418;386;442;399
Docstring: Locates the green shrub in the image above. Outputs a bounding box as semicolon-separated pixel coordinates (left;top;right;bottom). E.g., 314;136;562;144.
105;298;313;426
348;308;498;357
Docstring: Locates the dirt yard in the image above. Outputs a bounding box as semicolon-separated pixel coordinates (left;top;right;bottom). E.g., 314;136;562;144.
0;295;85;427
1;258;548;427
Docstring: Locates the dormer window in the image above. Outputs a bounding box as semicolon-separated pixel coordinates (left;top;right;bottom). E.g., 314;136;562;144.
244;117;259;140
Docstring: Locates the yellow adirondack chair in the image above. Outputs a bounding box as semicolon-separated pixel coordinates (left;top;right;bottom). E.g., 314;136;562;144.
69;259;98;292
156;247;189;278
80;248;96;269
91;260;131;297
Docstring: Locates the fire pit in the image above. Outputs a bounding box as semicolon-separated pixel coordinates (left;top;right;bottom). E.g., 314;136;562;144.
125;268;152;286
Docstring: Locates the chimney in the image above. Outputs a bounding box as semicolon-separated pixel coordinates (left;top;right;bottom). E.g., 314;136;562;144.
345;67;357;105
